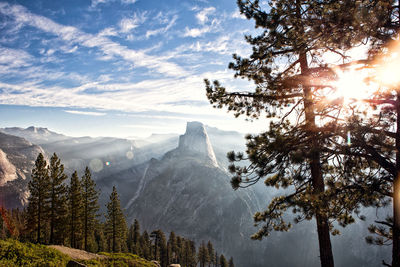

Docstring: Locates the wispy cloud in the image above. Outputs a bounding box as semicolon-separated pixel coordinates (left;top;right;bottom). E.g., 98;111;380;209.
183;7;220;38
183;26;212;38
64;110;107;116
119;12;147;33
121;0;137;4
0;2;186;77
231;10;247;20
196;7;215;24
91;0;108;8
145;15;177;39
0;46;33;68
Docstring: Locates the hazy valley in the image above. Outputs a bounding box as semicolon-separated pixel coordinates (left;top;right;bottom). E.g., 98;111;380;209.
0;122;391;266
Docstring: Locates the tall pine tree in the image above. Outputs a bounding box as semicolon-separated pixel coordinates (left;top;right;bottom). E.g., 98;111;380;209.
219;254;228;267
105;185;127;252
48;153;68;245
81;166;99;251
26;153;49;244
68;171;83;248
204;1;391;266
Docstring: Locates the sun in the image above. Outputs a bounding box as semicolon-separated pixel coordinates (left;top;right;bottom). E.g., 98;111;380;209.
330;65;375;102
324;38;400;103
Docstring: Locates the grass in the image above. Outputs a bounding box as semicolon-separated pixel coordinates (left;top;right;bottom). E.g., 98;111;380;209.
84;252;157;267
0;239;70;267
0;239;157;267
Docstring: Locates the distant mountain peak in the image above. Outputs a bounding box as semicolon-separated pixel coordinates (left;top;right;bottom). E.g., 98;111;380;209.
176;121;218;167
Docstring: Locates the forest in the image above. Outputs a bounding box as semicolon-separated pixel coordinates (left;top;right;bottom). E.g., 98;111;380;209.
0;153;234;267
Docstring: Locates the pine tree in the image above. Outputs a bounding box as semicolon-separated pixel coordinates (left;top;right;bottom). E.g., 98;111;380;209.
105;185;127;252
207;241;214;267
176;235;183;264
48;153;68;245
68;171;83;248
26;153;50;244
127;223;134;253
228;257;234;267
203;1;391;266
128;219;141;254
318;3;400;266
159;230;168;267
188;240;197;267
168;231;178;264
93;222;106;252
219;254;228;267
140;230;151;260
198;241;209;267
81;166;99;251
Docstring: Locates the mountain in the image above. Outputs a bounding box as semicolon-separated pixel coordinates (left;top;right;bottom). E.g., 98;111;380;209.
96;121;267;266
0;132;45;209
0;123;391;266
0;126;68;145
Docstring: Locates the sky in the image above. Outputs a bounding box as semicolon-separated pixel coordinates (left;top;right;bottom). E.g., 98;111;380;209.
0;0;269;138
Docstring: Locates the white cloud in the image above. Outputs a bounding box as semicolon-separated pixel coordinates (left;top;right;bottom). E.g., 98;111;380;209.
119;12;147;33
231;10;247;20
145;15;177;39
64;110;107;116
0;46;33;68
0;3;186;77
196;7;215;24
91;0;108;8
183;26;211;38
98;27;118;37
121;0;137;4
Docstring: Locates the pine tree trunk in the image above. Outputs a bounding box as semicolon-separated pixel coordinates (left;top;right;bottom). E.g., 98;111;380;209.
300;49;334;267
37;199;41;244
84;198;88;251
393;95;400;267
50;187;54;244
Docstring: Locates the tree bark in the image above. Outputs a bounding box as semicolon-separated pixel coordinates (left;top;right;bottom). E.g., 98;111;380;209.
393;94;400;267
300;50;335;267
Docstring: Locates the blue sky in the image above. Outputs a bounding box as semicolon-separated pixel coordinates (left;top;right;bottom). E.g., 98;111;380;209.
0;0;268;137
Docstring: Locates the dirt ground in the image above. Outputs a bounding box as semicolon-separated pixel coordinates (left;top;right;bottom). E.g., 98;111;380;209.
48;245;107;261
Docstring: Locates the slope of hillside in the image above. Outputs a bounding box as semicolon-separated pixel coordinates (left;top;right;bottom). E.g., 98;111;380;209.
0;239;70;266
0;239;157;267
0;132;45;209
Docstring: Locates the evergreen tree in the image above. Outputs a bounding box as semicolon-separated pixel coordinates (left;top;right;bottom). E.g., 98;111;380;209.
176;235;183;264
127;223;134;253
26;153;49;244
198;241;209;267
319;3;400;266
219;254;228;267
168;231;178;264
228;257;234;267
207;240;214;267
204;1;390;266
48;153;68;245
150;229;168;266
68;171;83;248
140;230;151;260
81;166;100;251
159;230;168;267
93;222;106;253
105;185;127;252
188;240;197;267
128;219;141;254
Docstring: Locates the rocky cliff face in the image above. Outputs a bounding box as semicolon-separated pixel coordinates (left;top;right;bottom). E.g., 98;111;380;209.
111;122;265;266
177;121;218;166
166;121;218;167
0;132;45;208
